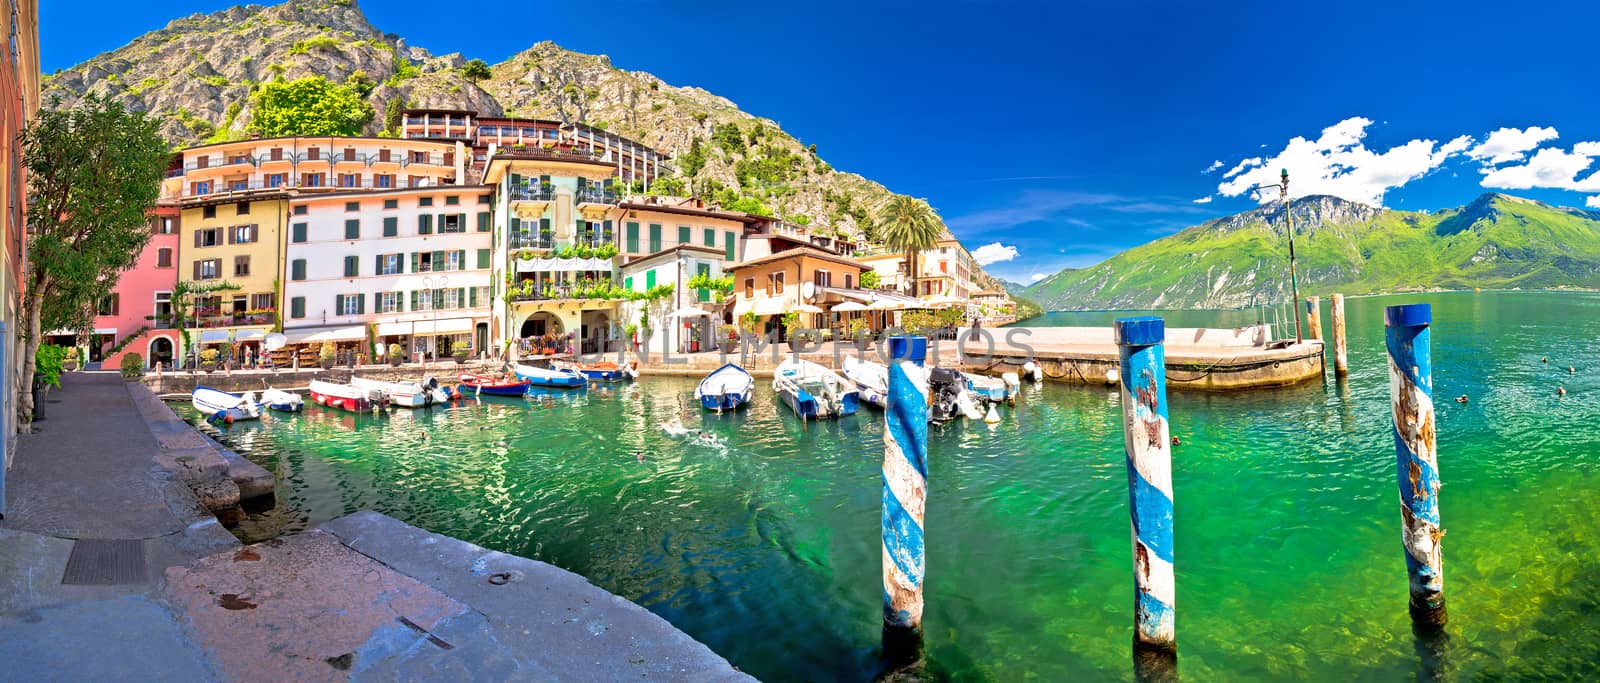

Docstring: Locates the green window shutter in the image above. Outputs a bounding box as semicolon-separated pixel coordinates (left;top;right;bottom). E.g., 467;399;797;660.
477;211;490;232
345;219;359;240
704;229;715;247
334;294;343;313
626;222;639;252
624;276;633;290
477;249;490;270
469;287;478;307
510;173;522;187
678;225;690;245
724;231;735;261
510;216;521;233
290;297;304;319
397;254;405;274
344;255;357;277
419;214;432;234
357;294;366;314
697;263;711;302
373;292;381;312
410;252;419;273
457;287;466;309
291;259;305;281
434;288;444;309
383;216;397;237
645;270;656;288
436;213;444;233
375;254;383;275
432;251;445;271
539;217;550;234
292;222;307;243
456;250;466;271
396;292;404;312
603;220;613;243
410;290;418;311
648;224;661;253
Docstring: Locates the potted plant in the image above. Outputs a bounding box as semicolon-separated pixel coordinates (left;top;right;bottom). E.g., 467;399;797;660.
781;311;803;350
453;347;469;364
719;324;739;354
387;343;404;366
199;347;220;373
318;341;336;369
848;317;871;345
120;353;145;381
61;346;80;372
625;323;640;350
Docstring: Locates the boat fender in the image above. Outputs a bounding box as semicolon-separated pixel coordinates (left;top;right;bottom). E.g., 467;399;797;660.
984;405;1001;424
1104;369;1119;385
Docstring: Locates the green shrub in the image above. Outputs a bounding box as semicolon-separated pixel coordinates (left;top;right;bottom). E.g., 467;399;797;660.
120;353;145;379
35;344;66;388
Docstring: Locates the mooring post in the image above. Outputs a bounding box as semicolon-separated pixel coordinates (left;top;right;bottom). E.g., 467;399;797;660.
1331;294;1349;376
1385;303;1446;628
1114;316;1176;670
1305;295;1323;341
882;335;930;662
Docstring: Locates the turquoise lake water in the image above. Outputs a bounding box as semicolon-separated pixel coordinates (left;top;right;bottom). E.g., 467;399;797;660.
184;290;1600;681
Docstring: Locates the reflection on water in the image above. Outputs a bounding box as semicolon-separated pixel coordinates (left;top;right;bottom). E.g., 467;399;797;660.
186;291;1600;681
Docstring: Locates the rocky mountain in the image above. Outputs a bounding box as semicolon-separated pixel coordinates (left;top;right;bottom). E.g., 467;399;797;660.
43;0;1012;292
1026;193;1600;310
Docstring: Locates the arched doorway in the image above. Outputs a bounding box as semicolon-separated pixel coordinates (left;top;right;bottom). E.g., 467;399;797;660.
518;312;564;339
147;337;174;368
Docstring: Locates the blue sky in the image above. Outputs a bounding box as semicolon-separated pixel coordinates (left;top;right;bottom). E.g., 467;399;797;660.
43;1;1600;283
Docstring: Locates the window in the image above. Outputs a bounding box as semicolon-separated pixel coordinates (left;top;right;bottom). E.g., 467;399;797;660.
415;252;434;272
476;212;490;232
378;292;400;313
234;255;250;277
236;202;249;216
408;176;426;188
156;248;173;268
191;181;213;196
230;224;256;244
195;156;209;169
229;179;249;192
442;288;460;309
478;194;491;204
290;297;305;319
383;198;398;209
744;278;754;298
724;232;736;261
97;293;119;316
157;217;176;234
375;174;394;188
307;147;321;161
154;292;173;321
440;214;463;233
418;214;433;234
338;173;361;188
648;224;662;252
419;197;434;207
378;254;402;275
445;251;464;271
270;148;283;161
195;227;223;247
339;294;361;316
416;289;433;311
343;255;358;277
476;249;490;270
291;222;307;243
704;229;715;247
293;205;308;216
378;149;391;163
203;205;216;219
252;293;275;310
290;259;306;281
345;219;360;240
196;258;221;280
646;270;656;289
343;148;356;161
383;216;397;237
345;201;360;212
266;173;287;188
411;151;428;164
445;195;460;206
303;173;324;187
678;225;691;245
845;274;854;289
697;264;711;302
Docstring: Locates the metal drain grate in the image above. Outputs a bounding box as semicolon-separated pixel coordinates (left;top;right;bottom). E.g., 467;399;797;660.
61;539;148;585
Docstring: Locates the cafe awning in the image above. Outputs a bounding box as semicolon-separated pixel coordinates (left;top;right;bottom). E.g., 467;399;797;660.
283;325;367;344
199;330;231;343
413;318;474;335
375;321;414;337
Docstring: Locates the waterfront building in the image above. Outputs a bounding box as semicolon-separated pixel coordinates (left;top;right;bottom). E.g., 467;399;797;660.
90;209;183;370
280;186;494;364
971;289;1017;326
615;195;751;264
728;237;867;339
176;194;288;365
402;108;670;189
855;236;980;299
619;244;728;354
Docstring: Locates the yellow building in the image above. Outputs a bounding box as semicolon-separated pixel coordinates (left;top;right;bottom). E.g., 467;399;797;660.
177;195;289;364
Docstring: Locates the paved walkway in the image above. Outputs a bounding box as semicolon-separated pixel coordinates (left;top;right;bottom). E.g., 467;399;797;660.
0;373;752;682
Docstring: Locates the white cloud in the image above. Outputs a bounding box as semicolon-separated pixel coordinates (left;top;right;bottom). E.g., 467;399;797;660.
1587;195;1600;209
1215;117;1469;207
1029;272;1048;282
1202;160;1223;174
971;242;1020;266
1468;126;1559;164
1480;147;1600;192
1574;141;1600;157
1192;196;1213;204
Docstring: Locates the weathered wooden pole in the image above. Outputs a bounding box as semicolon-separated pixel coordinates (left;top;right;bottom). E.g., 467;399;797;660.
882;336;930;661
1384;303;1446;628
1331;294;1349;376
1114;316;1176;668
1305;295;1323;341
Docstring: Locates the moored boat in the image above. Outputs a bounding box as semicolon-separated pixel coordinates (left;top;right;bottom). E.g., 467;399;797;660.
840;357;889;409
350;376;450;408
773;359;859;421
511;364;587;389
260;388;303;412
966;372;1021;405
192;386;262;422
553;360;630;382
309;379;388;412
458;371;533;396
695;363;754;412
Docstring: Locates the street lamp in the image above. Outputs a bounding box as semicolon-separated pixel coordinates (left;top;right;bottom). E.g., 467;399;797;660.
1246;169;1303;345
422;274;448;363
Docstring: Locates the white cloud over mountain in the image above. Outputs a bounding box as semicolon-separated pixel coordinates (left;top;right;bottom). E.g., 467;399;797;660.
1215;117;1471;207
1468;126;1559;164
971;242;1020;266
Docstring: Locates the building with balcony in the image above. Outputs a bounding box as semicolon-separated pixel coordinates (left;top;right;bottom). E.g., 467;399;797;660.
91;209;183;371
402;108;671;189
399;109;477;142
281;186;494;364
619;245;728;354
615;196;754;265
177;195;288;365
728;245;867;340
172;136;464;201
971;290;1017;326
856;237;981;300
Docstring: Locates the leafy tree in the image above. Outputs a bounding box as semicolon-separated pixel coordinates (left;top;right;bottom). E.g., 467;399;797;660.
681;137;707;177
344;69;376;98
250;76;373;137
875;195;943;296
859;270;881;290
460;58;492;82
18;95;168;422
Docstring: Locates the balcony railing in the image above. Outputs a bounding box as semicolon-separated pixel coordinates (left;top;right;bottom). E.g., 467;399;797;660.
509;280;616;302
509;185;557;202
576;188;617;205
194;312;277;329
576;232;614;249
510;234;555;250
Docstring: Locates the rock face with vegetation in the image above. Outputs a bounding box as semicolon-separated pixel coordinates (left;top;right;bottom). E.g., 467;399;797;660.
1026;193;1600;310
43;0;1012;292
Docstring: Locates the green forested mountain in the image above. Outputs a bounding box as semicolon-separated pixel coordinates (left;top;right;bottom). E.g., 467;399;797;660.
1026;193;1600;310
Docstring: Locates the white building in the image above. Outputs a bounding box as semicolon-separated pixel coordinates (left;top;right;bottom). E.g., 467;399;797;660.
282;186;494;361
620;244;729;354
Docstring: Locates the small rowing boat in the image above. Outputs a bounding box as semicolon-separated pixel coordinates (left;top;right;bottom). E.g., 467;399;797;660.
840;357;889;409
260;388;303;412
308;379;388;412
553;360;631;382
458;372;533;396
695;363;753;412
192;386;261;422
511;364;587;389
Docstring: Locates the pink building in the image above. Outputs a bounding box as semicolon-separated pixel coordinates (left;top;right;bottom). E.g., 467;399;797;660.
93;207;182;369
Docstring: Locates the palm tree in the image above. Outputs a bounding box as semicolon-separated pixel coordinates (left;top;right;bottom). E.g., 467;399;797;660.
874;195;944;297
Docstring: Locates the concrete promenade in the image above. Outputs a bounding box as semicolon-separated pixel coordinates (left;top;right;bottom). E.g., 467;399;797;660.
1;372;751;682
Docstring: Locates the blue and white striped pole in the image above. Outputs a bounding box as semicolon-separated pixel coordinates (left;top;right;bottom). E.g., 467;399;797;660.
882;336;930;654
1385;303;1446;628
1114;316;1176;659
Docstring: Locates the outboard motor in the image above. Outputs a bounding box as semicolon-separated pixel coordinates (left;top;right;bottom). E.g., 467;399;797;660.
928;368;967;423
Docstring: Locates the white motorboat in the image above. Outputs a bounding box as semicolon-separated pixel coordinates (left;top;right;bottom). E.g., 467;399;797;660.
695;363;753;412
773;359;859;421
192;386;261;422
350;376;450;408
260;388;303;412
840;357;889;409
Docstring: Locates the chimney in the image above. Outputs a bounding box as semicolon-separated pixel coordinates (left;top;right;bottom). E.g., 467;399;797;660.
250;131;261;140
